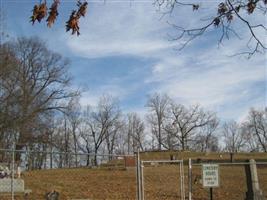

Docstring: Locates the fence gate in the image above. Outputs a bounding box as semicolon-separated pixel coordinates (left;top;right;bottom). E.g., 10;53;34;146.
137;159;185;200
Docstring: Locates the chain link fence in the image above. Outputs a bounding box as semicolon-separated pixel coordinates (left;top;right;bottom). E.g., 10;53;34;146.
0;149;136;200
189;159;267;200
137;160;185;200
1;148;266;200
256;162;267;197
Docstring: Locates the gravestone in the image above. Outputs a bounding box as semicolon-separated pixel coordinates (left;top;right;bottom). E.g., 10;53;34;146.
45;190;60;200
0;163;10;178
0;164;25;193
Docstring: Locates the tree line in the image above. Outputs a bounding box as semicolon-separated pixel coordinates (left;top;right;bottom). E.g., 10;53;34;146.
0;37;266;167
146;93;267;153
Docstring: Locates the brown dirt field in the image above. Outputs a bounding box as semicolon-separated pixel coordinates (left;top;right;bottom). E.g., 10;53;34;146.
3;164;266;200
24;168;137;200
258;165;267;197
0;151;266;200
192;165;252;200
0;168;136;200
142;165;183;200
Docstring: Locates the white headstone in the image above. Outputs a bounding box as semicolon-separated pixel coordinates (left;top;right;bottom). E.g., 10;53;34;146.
17;166;21;178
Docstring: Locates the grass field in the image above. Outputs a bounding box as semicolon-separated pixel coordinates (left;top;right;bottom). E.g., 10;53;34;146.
1;151;267;200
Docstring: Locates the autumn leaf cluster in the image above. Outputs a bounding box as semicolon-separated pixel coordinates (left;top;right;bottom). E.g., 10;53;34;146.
66;1;88;36
212;0;267;27
30;0;88;36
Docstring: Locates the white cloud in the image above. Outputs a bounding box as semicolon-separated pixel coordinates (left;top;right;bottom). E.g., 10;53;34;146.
65;2;175;58
80;92;100;107
80;86;126;107
61;1;266;120
147;48;266;121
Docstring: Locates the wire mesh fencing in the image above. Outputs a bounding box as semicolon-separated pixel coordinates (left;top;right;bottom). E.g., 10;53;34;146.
0;149;137;200
139;160;185;200
256;162;267;198
189;160;267;200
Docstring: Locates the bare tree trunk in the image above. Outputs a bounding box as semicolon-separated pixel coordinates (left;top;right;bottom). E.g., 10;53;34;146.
94;148;98;166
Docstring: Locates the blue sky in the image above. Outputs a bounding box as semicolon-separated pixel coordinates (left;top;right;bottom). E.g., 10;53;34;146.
1;0;266;121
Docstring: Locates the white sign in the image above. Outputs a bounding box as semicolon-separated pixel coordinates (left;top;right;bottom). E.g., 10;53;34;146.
202;164;219;188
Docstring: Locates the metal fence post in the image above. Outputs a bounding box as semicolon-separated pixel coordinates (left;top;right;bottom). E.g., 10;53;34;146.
50;151;53;169
136;149;141;200
11;142;15;200
180;160;185;200
179;161;182;199
141;161;144;200
188;158;192;200
248;159;264;200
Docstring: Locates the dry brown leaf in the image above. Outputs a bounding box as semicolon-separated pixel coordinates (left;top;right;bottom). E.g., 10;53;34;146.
47;0;60;27
30;2;47;24
247;1;256;14
66;11;80;36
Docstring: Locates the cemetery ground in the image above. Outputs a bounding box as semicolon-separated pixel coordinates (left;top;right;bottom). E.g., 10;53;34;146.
1;151;267;200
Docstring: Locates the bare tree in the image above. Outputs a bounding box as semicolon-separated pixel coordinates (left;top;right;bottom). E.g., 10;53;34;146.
194;117;220;152
0;37;78;151
223;120;246;152
65;96;82;167
193;135;219;152
98;95;122;159
0;9;9;45
169;104;216;150
146;93;170;150
105;119;123;160
50;114;73;168
245;108;267;152
0;45;20;148
126;112;145;153
162;122;179;150
84;95;121;165
240;121;261;152
83;106;102;166
79;112;92;166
